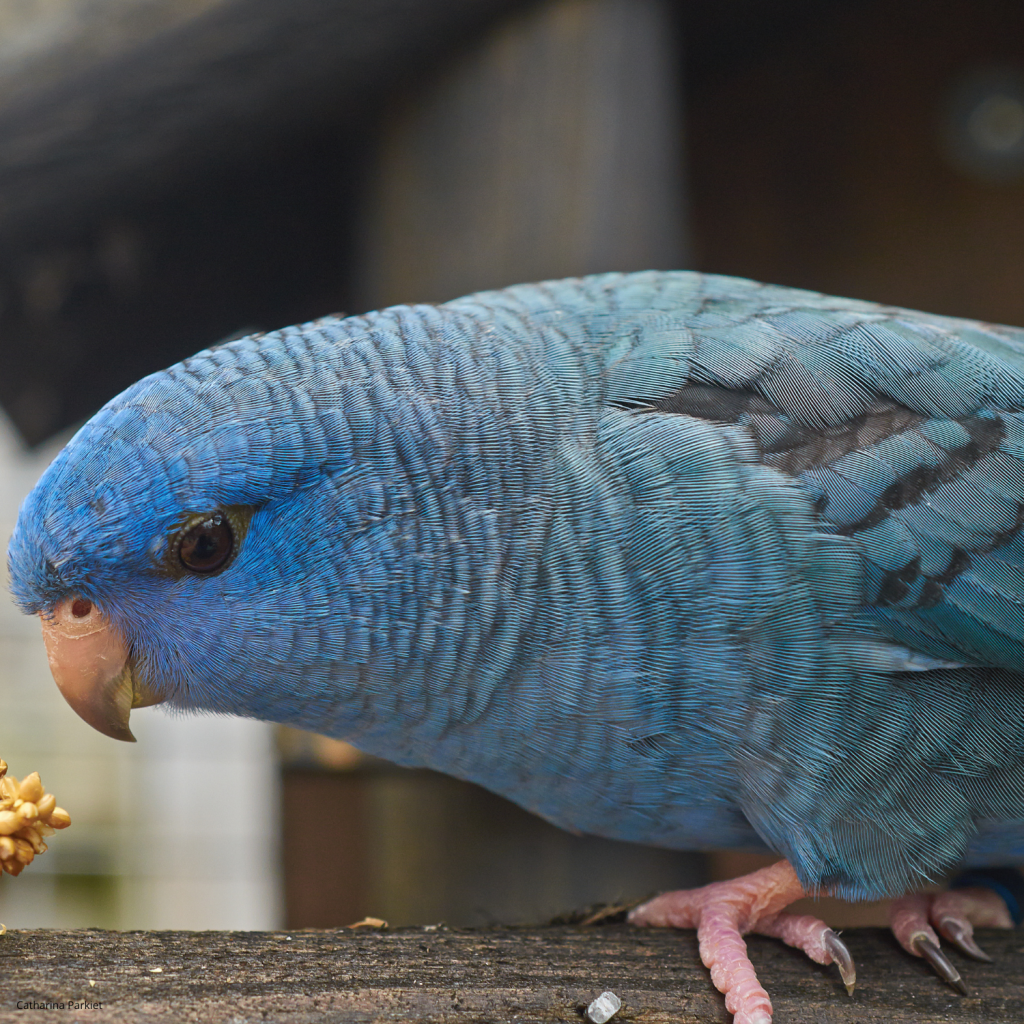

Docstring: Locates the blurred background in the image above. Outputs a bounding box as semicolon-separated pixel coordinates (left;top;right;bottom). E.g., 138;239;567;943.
0;0;1022;930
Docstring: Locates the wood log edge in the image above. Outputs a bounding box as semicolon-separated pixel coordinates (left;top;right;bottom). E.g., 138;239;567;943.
0;925;1022;1022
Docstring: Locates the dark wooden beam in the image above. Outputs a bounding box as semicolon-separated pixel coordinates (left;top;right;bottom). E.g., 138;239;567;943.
357;0;688;309
1;926;1022;1022
0;0;529;251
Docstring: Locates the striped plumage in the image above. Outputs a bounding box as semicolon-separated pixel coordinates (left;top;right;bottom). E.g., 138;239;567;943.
9;271;1024;901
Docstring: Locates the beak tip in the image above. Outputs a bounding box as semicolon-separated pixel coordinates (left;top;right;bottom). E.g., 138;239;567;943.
67;699;137;743
97;720;137;744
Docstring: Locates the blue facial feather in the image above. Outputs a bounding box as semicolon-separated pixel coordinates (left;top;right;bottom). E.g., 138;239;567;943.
9;271;1024;899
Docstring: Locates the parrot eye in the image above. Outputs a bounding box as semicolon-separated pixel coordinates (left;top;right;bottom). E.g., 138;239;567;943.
162;505;254;579
178;514;234;574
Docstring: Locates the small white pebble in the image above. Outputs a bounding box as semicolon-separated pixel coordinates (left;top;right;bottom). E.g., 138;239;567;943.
88;980;95;987
149;967;163;973
586;991;621;1024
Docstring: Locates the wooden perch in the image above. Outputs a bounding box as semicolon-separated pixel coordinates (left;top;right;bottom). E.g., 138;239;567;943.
1;925;1022;1022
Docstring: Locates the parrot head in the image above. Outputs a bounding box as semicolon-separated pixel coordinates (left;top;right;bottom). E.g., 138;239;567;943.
7;327;393;741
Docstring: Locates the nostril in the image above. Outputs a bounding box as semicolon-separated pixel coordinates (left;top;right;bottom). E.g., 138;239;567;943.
70;598;93;619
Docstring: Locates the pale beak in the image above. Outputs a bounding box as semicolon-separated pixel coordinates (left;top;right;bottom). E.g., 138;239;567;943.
39;597;163;742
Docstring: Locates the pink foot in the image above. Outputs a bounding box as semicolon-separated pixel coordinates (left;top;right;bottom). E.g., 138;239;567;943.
890;886;1012;993
628;860;854;1024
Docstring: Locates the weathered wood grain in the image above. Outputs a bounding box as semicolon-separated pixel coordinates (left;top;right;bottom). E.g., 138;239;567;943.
1;926;1022;1023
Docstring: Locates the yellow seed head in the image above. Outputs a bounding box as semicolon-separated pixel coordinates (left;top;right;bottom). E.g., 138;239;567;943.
18;827;44;854
0;762;69;876
18;773;43;805
48;808;71;830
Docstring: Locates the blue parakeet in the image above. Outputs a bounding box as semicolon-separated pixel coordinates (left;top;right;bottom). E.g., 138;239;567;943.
9;272;1024;1022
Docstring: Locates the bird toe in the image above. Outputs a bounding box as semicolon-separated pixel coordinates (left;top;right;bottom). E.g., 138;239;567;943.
931;884;1013;962
888;887;1010;992
629;859;854;1022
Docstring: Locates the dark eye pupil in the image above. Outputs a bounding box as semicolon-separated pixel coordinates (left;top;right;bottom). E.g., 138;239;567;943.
179;516;233;573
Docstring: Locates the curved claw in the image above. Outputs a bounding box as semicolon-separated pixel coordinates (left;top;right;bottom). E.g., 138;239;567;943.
823;929;856;995
912;934;968;995
937;918;993;962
